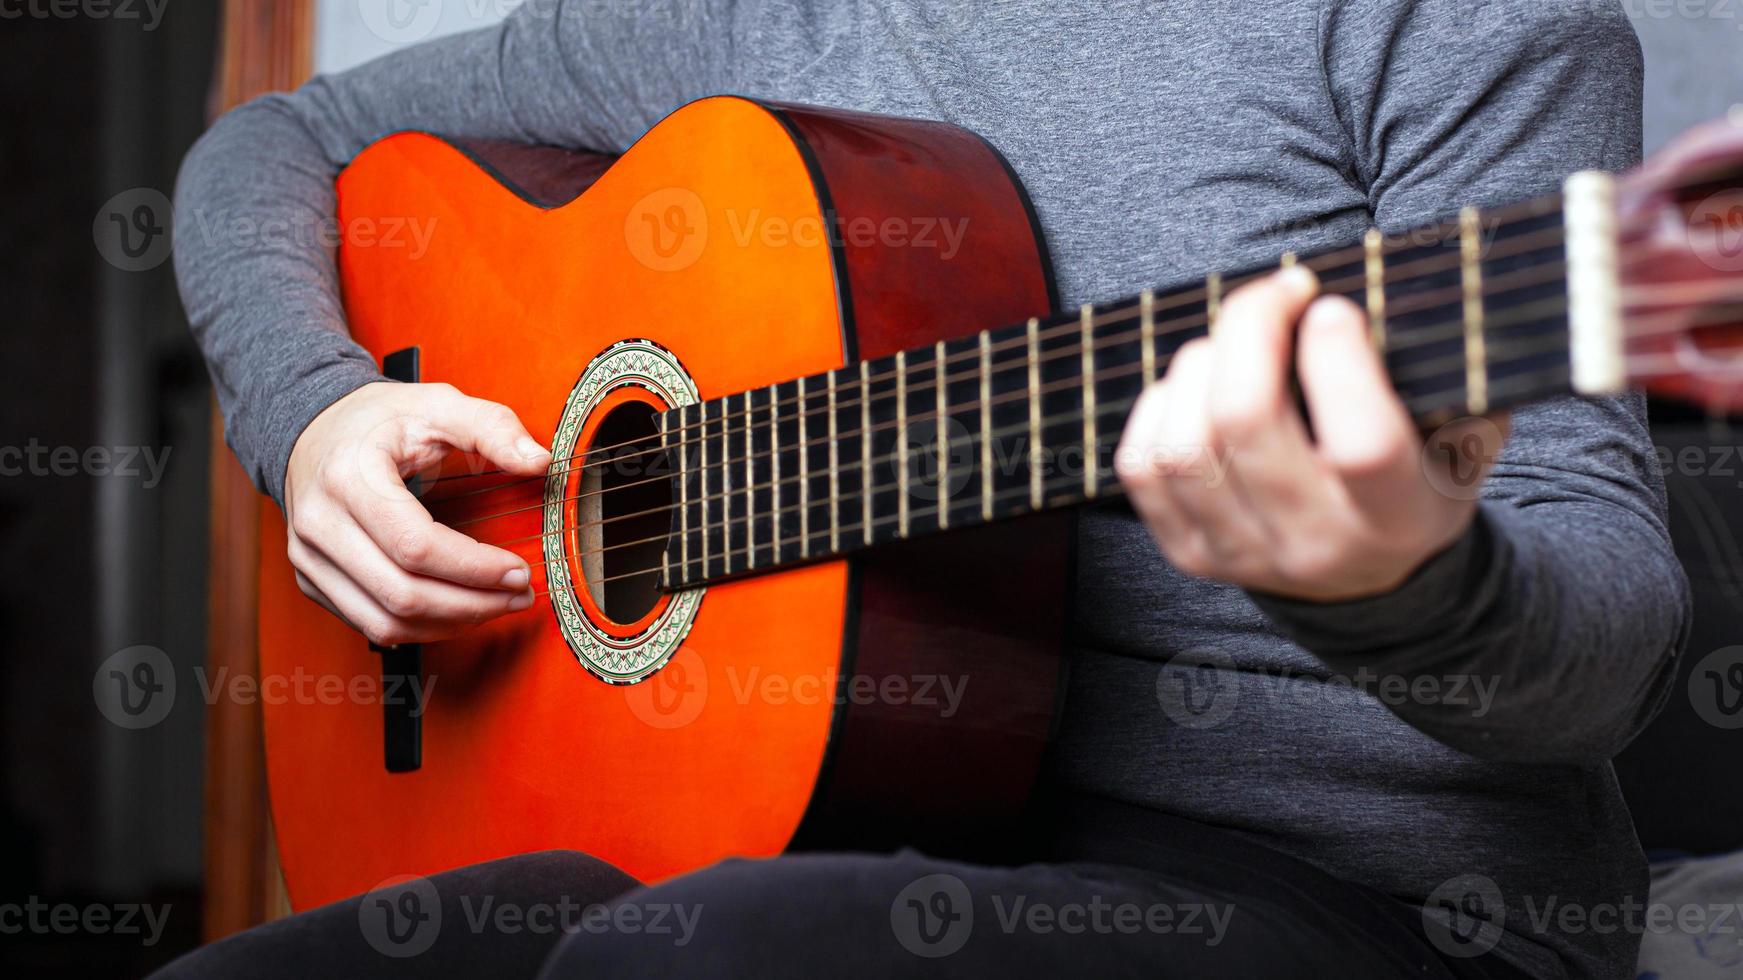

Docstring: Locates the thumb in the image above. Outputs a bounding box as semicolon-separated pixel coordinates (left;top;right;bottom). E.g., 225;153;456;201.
421;385;551;477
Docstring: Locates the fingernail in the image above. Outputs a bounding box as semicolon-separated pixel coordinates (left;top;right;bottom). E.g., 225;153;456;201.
1280;264;1319;292
509;589;534;611
517;437;549;460
501;567;530;589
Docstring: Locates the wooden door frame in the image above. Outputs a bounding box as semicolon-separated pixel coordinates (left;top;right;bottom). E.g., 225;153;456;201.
202;0;314;943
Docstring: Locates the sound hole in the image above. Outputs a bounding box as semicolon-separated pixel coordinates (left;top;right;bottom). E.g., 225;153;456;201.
577;400;670;625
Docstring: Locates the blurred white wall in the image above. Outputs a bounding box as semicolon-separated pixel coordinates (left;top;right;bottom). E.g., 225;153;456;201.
1626;2;1743;153
319;2;1742;157
317;0;517;75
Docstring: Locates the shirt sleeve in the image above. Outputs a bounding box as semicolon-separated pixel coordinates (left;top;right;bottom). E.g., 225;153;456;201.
172;1;733;504
1248;0;1691;765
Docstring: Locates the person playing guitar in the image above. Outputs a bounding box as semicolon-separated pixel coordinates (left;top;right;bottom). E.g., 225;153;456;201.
160;2;1713;977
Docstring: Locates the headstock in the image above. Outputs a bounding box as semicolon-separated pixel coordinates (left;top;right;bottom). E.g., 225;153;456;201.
1615;108;1743;411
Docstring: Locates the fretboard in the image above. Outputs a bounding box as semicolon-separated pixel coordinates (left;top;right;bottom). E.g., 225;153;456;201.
658;178;1621;591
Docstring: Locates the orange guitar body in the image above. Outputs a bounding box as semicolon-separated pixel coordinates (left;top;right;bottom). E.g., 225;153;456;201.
258;96;1071;909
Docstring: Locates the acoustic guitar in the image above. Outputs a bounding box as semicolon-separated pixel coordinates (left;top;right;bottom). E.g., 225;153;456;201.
257;96;1743;908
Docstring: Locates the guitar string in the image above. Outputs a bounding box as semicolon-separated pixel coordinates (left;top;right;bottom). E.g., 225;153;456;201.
497;300;1581;565
534;359;1586;596
446;233;1736;519
421;222;1576;496
440;254;1587;527
500;320;1582;562
460;278;1743;544
503;294;1743;566
449;277;1580;533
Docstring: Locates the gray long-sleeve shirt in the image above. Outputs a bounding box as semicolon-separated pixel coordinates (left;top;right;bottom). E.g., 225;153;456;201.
172;2;1690;976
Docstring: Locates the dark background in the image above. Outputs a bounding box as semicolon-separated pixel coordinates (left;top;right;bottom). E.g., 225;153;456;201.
2;4;219;975
0;4;1739;978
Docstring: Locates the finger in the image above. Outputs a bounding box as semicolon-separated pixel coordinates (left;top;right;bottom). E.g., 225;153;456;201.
1117;381;1200;555
342;438;535;590
1148;340;1269;567
1209;265;1320;441
1296;294;1419;511
294;531;533;646
1207;266;1328;518
308;520;536;626
291;536;433;646
293;569;348;625
420;385;551;477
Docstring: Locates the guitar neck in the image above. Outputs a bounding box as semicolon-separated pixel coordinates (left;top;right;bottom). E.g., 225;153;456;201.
658;174;1622;591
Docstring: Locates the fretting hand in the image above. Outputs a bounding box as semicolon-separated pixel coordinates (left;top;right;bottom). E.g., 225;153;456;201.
1114;266;1509;602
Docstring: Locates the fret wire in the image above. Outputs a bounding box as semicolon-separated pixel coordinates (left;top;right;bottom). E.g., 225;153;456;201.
661;412;674;584
673;408;687;579
1027;317;1043;510
895;351;909;538
1207;272;1223;331
979;331;993;523
1080;304;1098;498
827;370;840;553
797;376;810;559
1461;206;1489;415
860;360;873;546
1139;289;1157;385
935;340;949;531
722;395;734;573
769;383;780;562
1365;228;1387;350
700;402;711;577
744;391;755;567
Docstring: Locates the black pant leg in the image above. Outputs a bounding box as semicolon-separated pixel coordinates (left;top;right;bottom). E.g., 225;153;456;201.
150;850;637;980
537;846;1467;979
